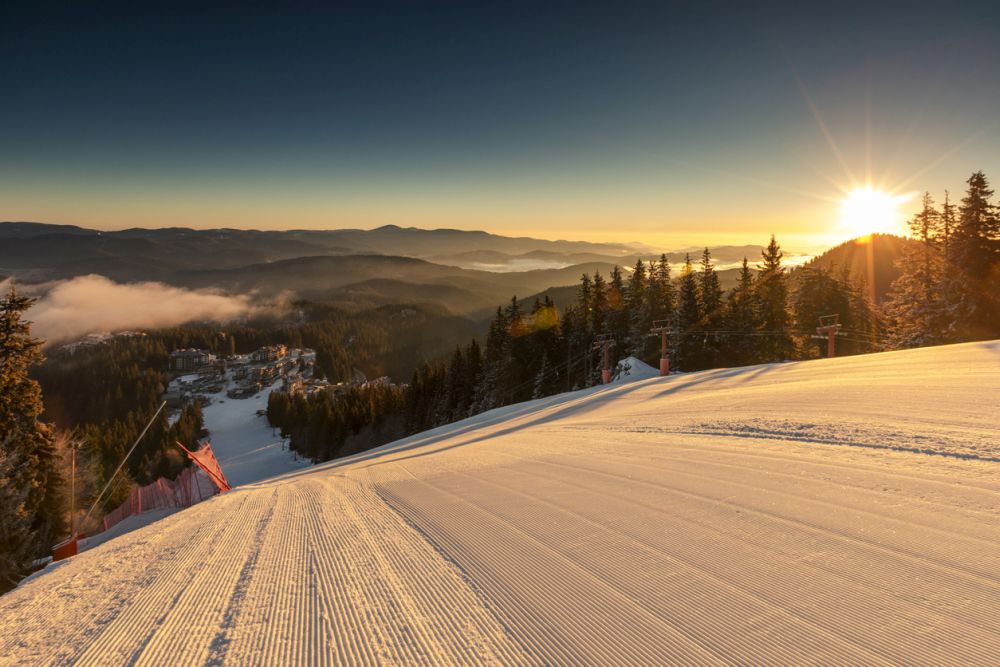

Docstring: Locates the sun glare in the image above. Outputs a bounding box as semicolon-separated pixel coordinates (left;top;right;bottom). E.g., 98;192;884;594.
837;187;911;240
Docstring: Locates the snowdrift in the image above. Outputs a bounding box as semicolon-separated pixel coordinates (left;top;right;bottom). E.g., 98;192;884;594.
3;341;999;665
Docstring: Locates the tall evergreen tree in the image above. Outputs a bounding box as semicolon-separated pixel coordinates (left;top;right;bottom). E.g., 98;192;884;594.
955;171;998;276
697;248;724;367
646;254;675;327
884;195;950;347
444;346;466;422
675;255;702;369
755;235;794;361
723;257;759;365
698;248;723;315
606;266;629;358
463;339;483;417
940;190;956;266
626;259;650;358
912;192;940;298
577;273;593;331
953;171;1000;337
588;272;609;384
0;447;35;592
0;286;65;576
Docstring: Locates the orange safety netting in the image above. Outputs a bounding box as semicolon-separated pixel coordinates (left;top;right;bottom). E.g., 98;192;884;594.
176;440;232;493
101;464;218;532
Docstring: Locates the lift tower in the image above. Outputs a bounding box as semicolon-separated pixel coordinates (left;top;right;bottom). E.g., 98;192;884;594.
814;314;843;358
592;334;615;384
650;319;678;376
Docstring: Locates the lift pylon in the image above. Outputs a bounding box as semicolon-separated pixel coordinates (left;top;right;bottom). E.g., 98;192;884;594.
591;334;615;384
650;319;678;376
814;314;842;358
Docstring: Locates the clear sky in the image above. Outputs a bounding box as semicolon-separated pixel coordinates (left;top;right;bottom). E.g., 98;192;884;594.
2;1;999;251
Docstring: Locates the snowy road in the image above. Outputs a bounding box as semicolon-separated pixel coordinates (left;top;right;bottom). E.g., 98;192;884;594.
2;342;999;665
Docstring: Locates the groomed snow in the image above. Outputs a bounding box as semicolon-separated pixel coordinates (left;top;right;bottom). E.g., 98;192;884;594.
3;341;999;665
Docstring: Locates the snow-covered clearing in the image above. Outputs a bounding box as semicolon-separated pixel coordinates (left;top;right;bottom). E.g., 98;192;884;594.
199;378;310;487
2;341;999;665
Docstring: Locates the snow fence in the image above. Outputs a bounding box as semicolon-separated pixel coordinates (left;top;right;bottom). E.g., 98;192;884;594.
101;465;219;532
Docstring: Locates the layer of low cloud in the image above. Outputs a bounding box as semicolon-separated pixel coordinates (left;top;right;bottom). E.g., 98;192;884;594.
5;275;263;344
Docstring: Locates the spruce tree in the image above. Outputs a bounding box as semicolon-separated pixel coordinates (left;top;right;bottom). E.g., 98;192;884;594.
698;248;723;315
955;171;998;276
646;254;674;325
0;448;35;592
697;248;724;367
884;195;949;347
953;171;1000;337
577;273;593;331
675;255;702;369
755;236;794;361
463;339;483;417
626;259;650;358
581;272;608;384
444;346;466;421
0;286;65;568
940;190;956;266
723;257;759;365
607;266;629;358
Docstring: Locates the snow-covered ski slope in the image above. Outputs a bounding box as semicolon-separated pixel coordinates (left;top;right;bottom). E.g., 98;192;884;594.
3;341;1000;665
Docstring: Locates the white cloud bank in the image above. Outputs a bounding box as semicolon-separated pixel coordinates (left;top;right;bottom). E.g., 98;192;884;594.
6;275;262;344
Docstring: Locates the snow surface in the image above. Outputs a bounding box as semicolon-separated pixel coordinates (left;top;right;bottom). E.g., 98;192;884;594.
199;378;310;487
612;355;659;382
3;341;999;664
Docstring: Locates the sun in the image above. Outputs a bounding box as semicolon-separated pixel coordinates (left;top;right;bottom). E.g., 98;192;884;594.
837;187;911;240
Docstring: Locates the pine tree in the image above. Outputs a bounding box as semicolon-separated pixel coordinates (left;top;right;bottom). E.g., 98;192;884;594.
675;255;702;369
952;171;1000;338
698;248;723;315
463;340;483;417
955;171;998;276
884;195;949;347
444;346;466;421
626;259;650;358
606;266;629;358
0;286;65;569
940;190;956;266
646;254;674;327
532;353;558;399
590;271;608;335
755;235;794;361
588;272;609;384
723;257;759;365
504;296;533;404
697;248;724;367
0;448;35;592
913;192;940;298
577;273;593;331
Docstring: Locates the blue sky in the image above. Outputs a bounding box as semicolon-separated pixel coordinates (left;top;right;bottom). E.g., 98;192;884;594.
2;1;999;250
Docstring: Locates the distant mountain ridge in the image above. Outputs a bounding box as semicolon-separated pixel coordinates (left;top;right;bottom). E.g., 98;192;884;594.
0;221;828;318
